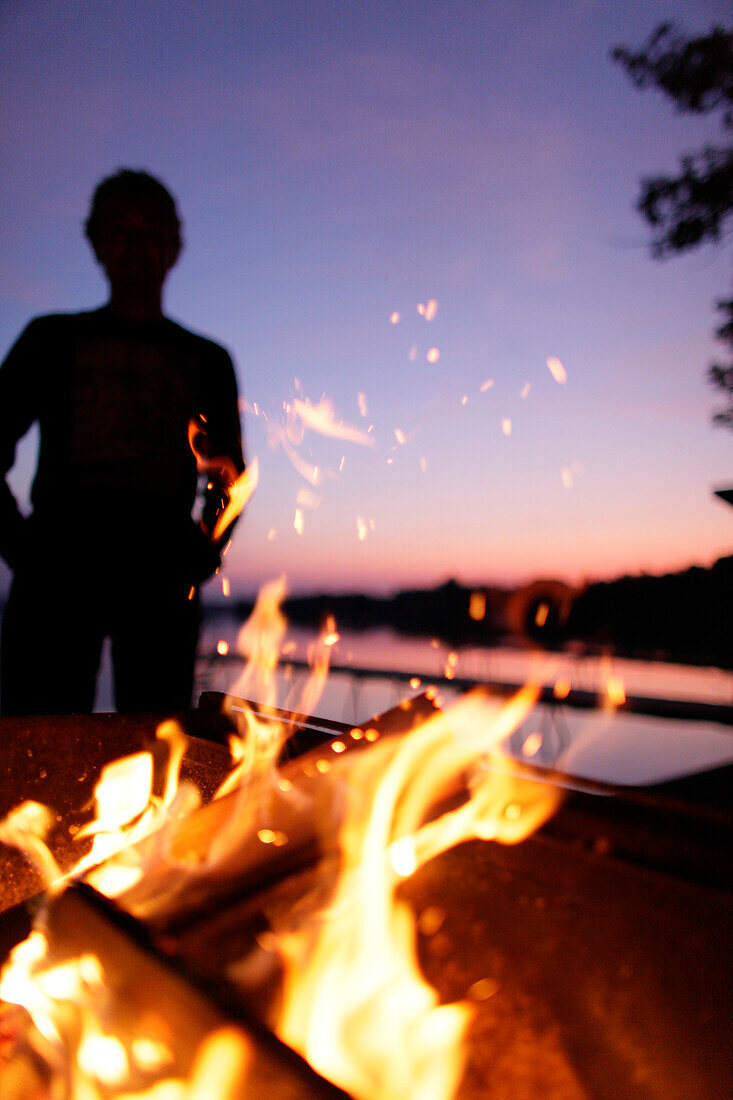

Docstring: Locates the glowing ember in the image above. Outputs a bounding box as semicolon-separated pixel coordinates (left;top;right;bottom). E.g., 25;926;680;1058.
546;356;568;384
605;675;626;708
417;299;438;321
521;731;543;758
468;591;486;621
467;978;500;1002
257;828;289;847
534;602;550;628
553;677;572;700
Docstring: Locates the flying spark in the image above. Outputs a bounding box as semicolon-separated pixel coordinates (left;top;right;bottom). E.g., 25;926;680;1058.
417;299;438;321
546;357;568;384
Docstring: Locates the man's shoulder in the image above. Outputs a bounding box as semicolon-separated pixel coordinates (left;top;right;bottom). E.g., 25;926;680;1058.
21;307;107;335
164;317;234;364
8;310;100;353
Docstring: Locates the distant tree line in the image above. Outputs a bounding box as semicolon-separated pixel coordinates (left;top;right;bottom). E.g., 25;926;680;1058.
230;555;732;668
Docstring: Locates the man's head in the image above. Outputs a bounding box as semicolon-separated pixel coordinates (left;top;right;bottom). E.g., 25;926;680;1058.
85;169;183;297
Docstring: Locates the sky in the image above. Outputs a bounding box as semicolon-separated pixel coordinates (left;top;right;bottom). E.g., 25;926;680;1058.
1;0;731;599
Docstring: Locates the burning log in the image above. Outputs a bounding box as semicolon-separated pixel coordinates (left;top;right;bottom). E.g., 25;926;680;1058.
1;883;347;1099
1;679;731;1099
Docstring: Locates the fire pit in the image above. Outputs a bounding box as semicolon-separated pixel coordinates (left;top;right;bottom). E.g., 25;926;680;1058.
0;690;731;1099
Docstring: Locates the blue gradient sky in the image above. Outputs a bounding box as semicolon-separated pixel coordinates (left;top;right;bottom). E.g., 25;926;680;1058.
1;0;731;597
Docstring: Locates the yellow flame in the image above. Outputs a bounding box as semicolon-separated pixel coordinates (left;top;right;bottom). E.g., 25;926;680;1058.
78;1028;130;1085
275;685;562;1099
0;801;62;889
187;416;255;543
211;458;259;542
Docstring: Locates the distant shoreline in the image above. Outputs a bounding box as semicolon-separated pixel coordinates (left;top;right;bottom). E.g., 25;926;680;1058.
217;555;732;670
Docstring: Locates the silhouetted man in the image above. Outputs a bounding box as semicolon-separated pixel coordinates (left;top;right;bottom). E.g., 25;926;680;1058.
0;170;245;714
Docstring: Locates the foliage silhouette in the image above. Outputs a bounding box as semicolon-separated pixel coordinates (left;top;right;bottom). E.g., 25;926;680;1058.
612;22;733;427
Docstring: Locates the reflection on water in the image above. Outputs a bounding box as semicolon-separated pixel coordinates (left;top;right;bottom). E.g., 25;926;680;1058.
198;612;733;707
195;612;733;790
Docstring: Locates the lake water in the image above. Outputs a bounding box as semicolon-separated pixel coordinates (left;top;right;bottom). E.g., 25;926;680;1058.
190;612;733;790
13;606;733;792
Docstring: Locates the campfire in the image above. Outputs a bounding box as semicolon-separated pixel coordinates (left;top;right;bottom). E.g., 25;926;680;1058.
0;585;730;1099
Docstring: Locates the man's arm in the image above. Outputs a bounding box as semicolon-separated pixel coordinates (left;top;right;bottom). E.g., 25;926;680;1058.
0;321;41;569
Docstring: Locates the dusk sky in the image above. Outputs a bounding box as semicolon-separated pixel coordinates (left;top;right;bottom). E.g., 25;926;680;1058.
2;0;731;599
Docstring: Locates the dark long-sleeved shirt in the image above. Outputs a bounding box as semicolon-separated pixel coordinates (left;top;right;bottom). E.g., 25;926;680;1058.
0;307;244;570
